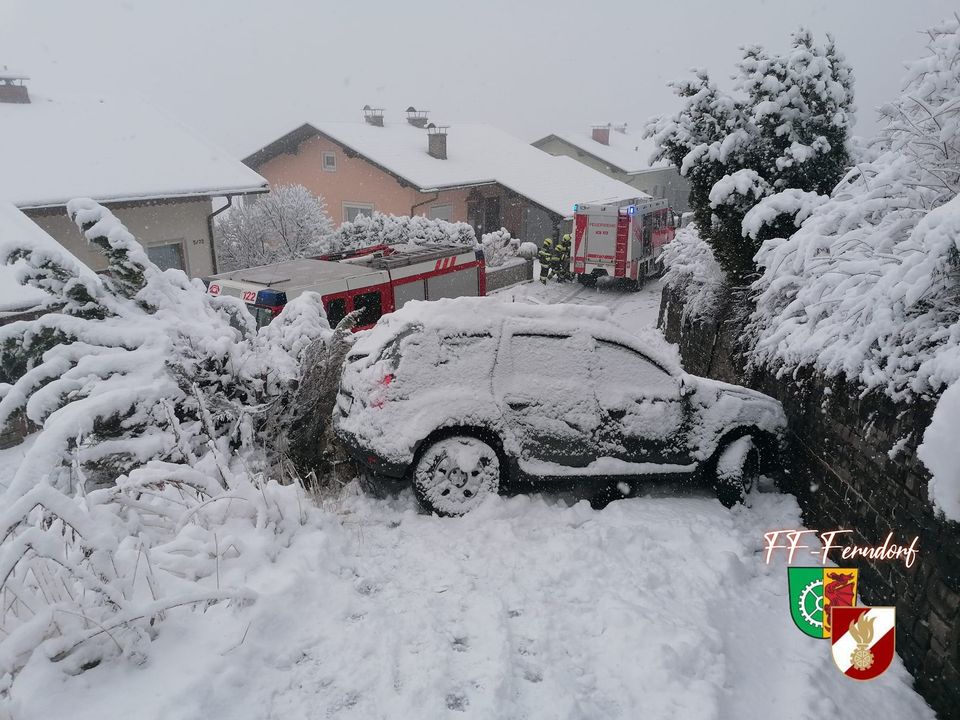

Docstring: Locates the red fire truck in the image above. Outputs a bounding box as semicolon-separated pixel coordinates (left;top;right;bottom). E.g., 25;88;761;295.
205;243;485;331
571;199;676;288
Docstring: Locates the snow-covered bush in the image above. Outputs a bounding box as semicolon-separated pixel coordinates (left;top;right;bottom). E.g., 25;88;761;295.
746;18;960;519
0;200;338;686
646;30;855;282
334;211;476;251
214;184;336;271
480;228;520;267
660;224;725;322
518;241;539;260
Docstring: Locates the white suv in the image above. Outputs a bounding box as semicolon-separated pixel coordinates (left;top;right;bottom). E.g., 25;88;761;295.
335;297;786;516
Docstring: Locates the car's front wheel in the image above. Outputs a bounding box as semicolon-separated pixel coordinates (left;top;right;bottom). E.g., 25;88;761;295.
412;435;502;516
713;435;761;508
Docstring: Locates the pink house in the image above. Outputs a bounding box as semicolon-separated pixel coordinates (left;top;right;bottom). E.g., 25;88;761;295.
244;108;643;243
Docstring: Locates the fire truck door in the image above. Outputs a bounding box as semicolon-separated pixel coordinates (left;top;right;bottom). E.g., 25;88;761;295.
393;279;426;308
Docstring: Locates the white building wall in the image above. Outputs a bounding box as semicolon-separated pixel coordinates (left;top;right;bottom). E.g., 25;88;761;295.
26;198;216;278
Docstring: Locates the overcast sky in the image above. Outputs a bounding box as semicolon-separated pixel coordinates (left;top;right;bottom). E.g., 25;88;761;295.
1;0;957;156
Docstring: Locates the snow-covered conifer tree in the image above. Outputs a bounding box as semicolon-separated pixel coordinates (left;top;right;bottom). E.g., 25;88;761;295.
647;30;855;281
0;200;337;684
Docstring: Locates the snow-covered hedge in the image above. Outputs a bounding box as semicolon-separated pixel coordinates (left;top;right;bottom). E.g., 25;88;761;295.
0;201;339;685
746;18;960;520
334;211;476;251
660;224;725;322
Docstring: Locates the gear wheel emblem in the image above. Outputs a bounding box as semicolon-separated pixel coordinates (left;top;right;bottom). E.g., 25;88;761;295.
798;579;824;628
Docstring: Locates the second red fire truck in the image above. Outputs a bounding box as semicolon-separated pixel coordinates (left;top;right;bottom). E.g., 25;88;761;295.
571;198;676;288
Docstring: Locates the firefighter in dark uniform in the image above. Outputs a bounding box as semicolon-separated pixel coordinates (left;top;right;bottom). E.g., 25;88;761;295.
555;233;573;282
538;237;556;284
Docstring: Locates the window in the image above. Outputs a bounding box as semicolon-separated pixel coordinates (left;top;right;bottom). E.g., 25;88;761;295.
325;296;347;326
322;151;337;172
343;202;374;222
147;241;186;271
353;291;383;326
594;340;673;389
507;334;582;381
428;204;453;221
250;305;275;330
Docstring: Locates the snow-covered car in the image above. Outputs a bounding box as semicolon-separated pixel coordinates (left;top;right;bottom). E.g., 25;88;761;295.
334;297;787;516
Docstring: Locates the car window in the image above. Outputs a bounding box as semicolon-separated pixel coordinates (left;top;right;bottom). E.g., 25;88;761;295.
594;341;674;392
391;330;497;387
503;333;591;383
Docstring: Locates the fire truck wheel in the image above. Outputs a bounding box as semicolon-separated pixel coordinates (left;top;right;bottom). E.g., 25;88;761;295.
577;273;597;287
412;435;502;516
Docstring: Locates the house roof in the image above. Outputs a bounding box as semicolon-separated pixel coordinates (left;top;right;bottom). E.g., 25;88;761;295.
245;120;644;219
0;92;269;209
533;128;668;175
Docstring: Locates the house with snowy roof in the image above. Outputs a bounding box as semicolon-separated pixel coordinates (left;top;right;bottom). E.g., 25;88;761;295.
0;72;269;278
532;124;690;214
243;107;644;243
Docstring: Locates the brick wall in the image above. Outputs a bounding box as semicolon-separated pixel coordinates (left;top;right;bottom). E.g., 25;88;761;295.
660;284;960;718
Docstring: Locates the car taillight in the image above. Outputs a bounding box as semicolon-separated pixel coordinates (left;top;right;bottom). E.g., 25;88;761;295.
369;373;394;409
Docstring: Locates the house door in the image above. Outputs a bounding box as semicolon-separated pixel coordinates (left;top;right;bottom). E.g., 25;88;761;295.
468;195;502;236
483;196;501;234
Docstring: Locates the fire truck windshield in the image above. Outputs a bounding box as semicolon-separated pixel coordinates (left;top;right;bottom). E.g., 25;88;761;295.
249;305;275;329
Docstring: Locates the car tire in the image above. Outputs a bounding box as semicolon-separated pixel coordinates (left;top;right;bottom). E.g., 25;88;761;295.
412;435;502;516
713;435;761;508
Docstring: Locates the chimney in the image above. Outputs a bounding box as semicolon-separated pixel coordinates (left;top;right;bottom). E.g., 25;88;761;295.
591;124;611;145
0;69;29;104
406;106;429;128
362;104;384;127
613;123;628;134
427;123;448;160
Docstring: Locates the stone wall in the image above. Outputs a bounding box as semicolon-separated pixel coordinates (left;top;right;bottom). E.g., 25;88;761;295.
660;284;960;719
485;258;533;294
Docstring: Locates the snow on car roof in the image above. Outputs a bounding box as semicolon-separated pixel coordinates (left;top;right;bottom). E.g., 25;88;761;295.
254;121;645;219
537;128;669;175
350;295;681;373
0;92;269;209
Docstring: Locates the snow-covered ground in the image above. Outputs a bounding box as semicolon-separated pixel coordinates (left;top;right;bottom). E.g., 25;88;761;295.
5;278;935;720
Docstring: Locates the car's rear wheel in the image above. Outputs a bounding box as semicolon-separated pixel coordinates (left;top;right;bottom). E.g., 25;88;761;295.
713;435;761;508
412;436;501;516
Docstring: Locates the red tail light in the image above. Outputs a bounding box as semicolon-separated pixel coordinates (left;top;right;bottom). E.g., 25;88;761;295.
370;373;394;409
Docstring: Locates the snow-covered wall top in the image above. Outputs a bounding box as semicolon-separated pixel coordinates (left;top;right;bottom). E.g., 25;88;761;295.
1;93;269;208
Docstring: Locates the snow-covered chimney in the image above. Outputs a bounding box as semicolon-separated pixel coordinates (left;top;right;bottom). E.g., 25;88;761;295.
591;124;610;145
427;123;448;160
362;105;384;127
406;106;429;128
0;69;29;104
613;123;628;134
